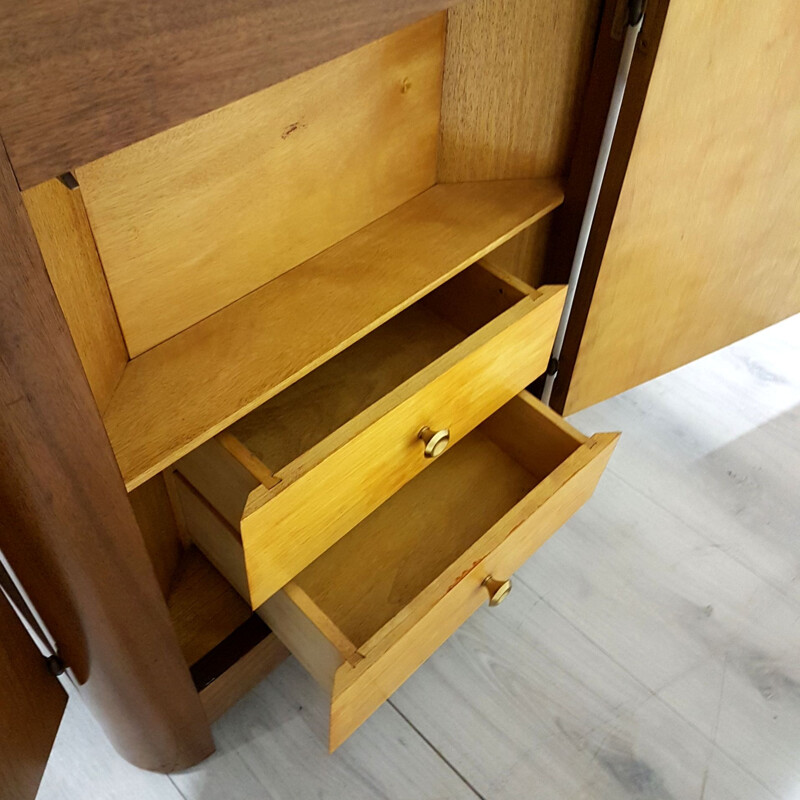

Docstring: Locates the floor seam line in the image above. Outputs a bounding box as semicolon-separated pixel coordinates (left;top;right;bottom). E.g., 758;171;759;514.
167;775;190;800
540;595;780;799
388;698;487;800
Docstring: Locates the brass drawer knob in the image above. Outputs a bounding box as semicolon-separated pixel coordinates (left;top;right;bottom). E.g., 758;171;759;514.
418;426;450;458
483;576;512;607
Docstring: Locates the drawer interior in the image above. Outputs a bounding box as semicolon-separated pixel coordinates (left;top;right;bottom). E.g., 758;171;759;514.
228;263;532;476
253;392;618;748
285;393;589;650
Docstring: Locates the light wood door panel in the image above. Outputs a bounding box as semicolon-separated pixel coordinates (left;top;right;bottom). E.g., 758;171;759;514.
558;0;800;413
0;589;66;800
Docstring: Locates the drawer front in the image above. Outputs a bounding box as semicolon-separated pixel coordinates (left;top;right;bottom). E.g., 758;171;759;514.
241;285;566;607
259;393;619;750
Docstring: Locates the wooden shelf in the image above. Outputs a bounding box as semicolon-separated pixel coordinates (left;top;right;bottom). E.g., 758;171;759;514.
104;178;563;490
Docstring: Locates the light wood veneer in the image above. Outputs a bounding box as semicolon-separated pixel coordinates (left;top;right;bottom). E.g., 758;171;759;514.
75;15;446;356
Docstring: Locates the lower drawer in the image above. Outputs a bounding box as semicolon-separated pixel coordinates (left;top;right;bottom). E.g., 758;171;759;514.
175;392;617;750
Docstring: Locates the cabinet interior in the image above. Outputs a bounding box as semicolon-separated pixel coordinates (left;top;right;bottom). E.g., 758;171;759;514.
24;2;603;688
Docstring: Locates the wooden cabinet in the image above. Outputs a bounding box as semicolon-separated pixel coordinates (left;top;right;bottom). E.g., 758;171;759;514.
0;0;796;785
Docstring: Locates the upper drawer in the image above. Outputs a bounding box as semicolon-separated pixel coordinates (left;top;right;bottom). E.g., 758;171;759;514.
178;264;565;606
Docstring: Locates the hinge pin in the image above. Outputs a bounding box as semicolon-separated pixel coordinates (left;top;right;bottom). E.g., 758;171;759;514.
45;654;66;677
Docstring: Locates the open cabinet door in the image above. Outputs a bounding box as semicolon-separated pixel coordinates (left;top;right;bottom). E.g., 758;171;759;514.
553;0;800;414
0;589;66;800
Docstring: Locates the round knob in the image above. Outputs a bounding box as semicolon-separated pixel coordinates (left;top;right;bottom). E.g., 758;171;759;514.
418;427;450;458
483;576;512;607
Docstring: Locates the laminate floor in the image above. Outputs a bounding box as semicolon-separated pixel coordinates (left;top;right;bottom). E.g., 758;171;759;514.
39;314;800;800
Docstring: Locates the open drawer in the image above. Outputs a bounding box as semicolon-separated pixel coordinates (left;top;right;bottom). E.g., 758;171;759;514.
177;264;565;607
175;392;618;749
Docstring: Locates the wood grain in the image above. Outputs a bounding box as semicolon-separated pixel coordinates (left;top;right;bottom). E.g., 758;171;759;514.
129;474;184;599
229;304;466;474
258;586;355;693
0;588;66;800
479;390;588;482
559;0;800;413
258;393;618;749
75;16;445;355
0;139;213;771
175;480;250;602
298;433;535;648
21;179;127;413
227;264;534;480
105;179;564;490
437;0;601;283
176;438;262;536
0;0;453;189
483;220;555;289
167;547;252;667
438;0;601;181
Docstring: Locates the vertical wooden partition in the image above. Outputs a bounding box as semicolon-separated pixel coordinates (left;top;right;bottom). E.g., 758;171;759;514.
438;0;603;286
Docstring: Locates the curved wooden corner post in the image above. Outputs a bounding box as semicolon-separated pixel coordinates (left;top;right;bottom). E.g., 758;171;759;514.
0;141;214;771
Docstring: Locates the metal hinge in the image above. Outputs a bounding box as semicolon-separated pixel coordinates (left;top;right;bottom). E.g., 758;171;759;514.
0;557;66;673
612;0;646;39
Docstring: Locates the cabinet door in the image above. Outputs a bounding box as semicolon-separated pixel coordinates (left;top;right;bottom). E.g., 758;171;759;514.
0;589;66;800
554;0;800;413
